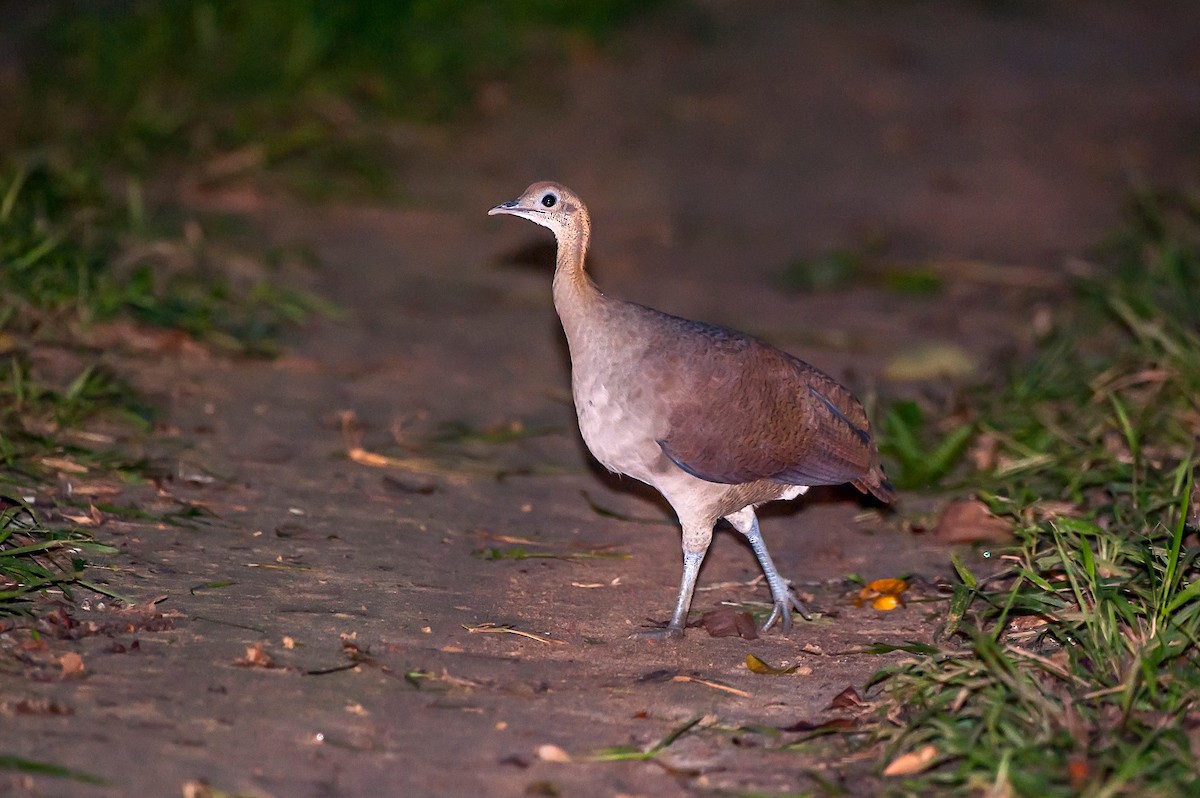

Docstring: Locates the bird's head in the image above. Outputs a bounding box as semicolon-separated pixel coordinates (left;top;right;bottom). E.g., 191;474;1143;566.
488;182;588;240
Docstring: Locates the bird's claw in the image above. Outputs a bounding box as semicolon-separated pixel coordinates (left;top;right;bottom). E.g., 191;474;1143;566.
759;590;812;634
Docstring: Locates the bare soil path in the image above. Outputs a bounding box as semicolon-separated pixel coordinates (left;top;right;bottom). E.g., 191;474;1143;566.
4;2;1199;796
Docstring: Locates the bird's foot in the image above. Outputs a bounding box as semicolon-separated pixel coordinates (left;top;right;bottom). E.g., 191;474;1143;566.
760;591;812;634
630;621;686;641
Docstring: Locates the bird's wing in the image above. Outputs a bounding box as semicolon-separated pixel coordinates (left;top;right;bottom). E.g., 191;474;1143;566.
649;316;878;488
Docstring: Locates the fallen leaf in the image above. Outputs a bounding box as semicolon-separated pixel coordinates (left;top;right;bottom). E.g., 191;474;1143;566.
745;653;811;676
826;686;865;710
699;608;758;639
234;643;274;668
66;482;123;497
883;744;938;776
1007;615;1051;634
932;499;1014;544
347;447;448;477
39;457;88;474
62;503;105;527
58;651;86;677
536;744;572;763
855;577;909;611
871;594;901;611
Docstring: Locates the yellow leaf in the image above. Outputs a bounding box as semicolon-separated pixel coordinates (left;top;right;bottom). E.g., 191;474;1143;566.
866;578;908;596
871;594;901;611
855;577;908;609
745;653;808;675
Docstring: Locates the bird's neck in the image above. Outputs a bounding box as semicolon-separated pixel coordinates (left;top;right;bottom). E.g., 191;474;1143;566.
551;223;605;343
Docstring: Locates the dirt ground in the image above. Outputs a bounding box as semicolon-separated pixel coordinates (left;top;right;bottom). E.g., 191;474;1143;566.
4;2;1200;796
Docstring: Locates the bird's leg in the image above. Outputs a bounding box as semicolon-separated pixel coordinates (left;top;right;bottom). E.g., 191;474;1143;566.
633;526;710;639
726;508;811;632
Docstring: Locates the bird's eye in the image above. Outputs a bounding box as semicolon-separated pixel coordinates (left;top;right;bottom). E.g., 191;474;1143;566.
541;193;557;208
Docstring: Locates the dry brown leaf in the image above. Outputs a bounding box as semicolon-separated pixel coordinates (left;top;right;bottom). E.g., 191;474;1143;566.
39;457;88;474
933;499;1014;544
826;686;864;710
58;651;86;677
883;744;938;776
62;503;105;527
347;446;455;478
1007;615;1051;634
66;482;123;497
699;608;758;639
234;643;274;668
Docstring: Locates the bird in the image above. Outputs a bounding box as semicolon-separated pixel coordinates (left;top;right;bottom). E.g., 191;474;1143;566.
489;182;894;638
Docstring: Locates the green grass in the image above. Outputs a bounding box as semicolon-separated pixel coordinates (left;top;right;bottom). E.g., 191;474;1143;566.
1;162;328;355
867;188;1200;796
0;498;121;615
0;753;107;785
6;0;661;198
0;158;329;612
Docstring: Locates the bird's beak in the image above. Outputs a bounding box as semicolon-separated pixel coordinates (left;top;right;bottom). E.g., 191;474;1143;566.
488;199;522;216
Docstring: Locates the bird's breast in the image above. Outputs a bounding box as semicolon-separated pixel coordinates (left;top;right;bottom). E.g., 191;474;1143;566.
573;369;667;485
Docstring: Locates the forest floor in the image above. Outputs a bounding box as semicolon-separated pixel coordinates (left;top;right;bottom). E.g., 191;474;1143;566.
3;2;1199;796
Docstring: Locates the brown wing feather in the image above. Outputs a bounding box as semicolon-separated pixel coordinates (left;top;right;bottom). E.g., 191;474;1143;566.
647;311;891;500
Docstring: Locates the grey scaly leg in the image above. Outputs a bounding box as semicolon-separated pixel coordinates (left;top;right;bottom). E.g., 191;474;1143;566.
634;518;712;639
726;507;811;632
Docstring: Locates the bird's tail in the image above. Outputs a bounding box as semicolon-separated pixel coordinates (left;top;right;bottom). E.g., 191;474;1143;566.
854;464;896;505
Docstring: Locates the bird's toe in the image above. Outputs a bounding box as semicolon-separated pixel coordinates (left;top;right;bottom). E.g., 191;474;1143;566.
760;591;813;634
